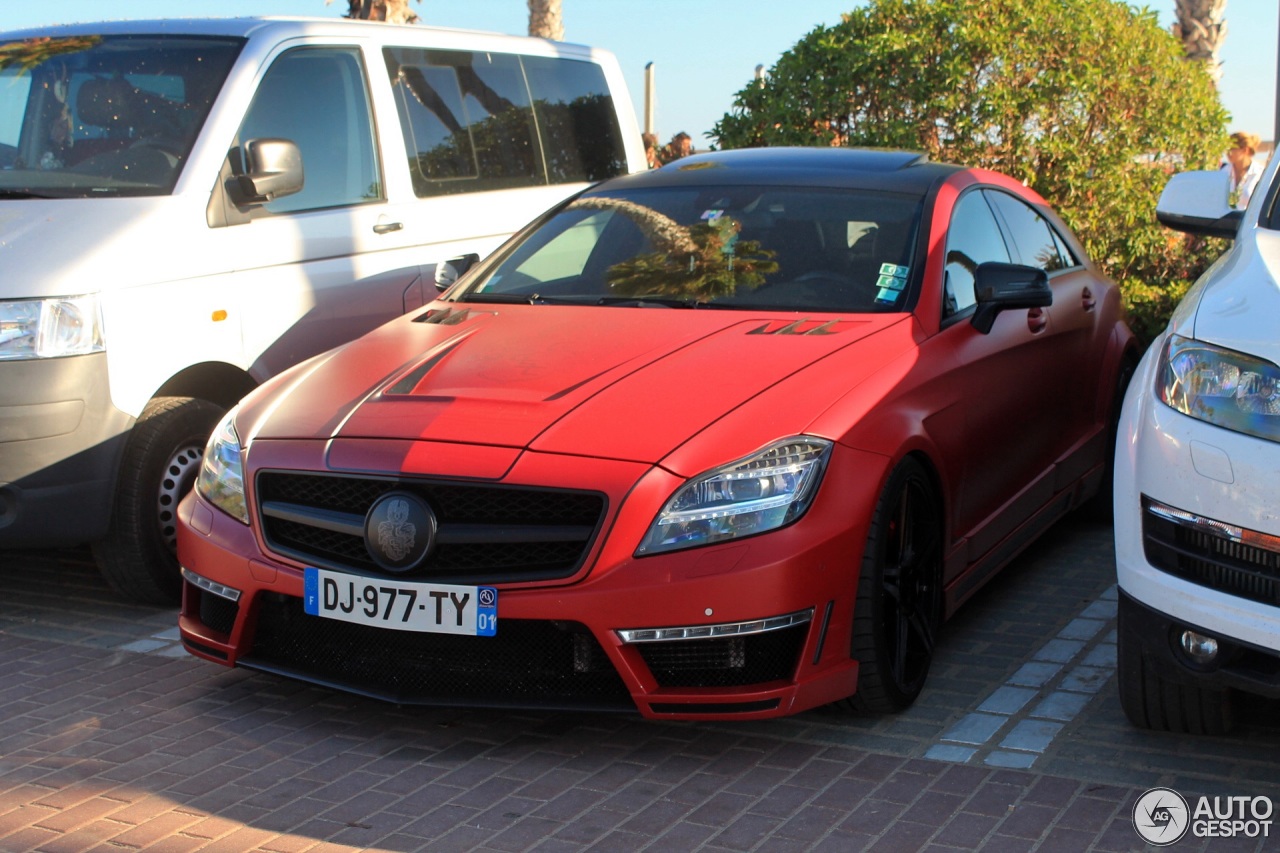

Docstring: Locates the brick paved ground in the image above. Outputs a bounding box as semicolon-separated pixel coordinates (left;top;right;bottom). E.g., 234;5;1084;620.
1;517;1277;852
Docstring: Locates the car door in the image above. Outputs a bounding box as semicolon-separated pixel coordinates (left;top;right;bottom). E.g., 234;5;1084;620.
985;189;1105;469
208;45;426;380
924;188;1065;565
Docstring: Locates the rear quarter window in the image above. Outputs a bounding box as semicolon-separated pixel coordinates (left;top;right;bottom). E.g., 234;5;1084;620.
384;47;627;198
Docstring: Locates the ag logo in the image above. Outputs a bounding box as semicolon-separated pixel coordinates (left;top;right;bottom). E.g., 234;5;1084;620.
363;491;436;573
1133;787;1190;846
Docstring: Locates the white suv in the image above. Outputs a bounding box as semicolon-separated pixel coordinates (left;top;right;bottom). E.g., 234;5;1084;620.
1114;158;1280;733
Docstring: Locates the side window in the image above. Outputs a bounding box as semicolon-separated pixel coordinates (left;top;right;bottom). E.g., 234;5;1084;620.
0;71;30;156
385;47;541;197
521;55;627;183
943;191;1010;318
239;47;380;214
986;191;1069;272
1050;228;1079;268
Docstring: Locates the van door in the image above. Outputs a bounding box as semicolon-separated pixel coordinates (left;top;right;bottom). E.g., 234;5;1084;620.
207;45;425;379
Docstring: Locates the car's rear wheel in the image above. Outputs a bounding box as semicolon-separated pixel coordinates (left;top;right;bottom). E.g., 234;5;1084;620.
92;396;224;605
1116;602;1234;734
843;457;943;713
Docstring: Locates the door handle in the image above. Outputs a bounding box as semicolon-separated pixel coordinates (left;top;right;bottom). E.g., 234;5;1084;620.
373;221;404;234
1081;287;1096;311
1027;307;1048;333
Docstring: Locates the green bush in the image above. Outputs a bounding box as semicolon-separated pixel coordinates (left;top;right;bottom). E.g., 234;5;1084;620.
713;0;1229;343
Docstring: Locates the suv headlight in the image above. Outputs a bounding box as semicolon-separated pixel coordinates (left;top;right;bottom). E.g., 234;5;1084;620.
637;437;832;556
1158;333;1280;442
0;295;105;360
197;409;249;524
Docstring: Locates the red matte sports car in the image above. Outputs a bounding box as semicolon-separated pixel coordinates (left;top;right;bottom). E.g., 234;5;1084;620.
178;147;1137;720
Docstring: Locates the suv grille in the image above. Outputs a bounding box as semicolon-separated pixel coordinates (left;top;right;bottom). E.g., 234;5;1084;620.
244;594;633;710
256;471;606;583
1142;497;1280;607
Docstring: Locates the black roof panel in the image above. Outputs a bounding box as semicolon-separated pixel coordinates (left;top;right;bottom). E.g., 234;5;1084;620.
605;147;964;196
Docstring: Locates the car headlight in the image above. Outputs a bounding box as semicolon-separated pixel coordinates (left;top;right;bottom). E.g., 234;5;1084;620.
0;295;105;360
636;437;832;556
1158;333;1280;442
196;409;249;524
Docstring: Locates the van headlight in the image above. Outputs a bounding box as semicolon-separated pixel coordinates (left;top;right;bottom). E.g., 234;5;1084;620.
197;409;249;524
637;437;832;555
0;295;105;360
1158;334;1280;442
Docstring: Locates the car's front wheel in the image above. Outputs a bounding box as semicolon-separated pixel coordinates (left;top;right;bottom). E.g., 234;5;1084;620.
1116;602;1234;734
92;396;224;605
843;456;943;713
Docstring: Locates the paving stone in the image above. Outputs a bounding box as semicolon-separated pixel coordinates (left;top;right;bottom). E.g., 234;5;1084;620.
1;523;1276;851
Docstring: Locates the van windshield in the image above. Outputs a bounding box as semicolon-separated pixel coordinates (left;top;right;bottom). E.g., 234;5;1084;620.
0;35;243;198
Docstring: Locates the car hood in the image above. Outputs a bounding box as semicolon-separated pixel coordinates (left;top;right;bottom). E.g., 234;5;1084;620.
0;197;203;298
239;303;909;466
1187;228;1280;363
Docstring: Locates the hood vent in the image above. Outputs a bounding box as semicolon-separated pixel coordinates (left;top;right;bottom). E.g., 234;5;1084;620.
747;319;845;336
416;307;473;325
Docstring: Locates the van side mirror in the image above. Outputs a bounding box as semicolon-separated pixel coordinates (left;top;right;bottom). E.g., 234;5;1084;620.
1155;170;1242;238
971;262;1052;334
235;138;303;204
434;253;480;291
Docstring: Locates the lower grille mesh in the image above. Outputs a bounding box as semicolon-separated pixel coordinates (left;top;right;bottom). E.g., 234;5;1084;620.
637;625;808;688
243;594;633;710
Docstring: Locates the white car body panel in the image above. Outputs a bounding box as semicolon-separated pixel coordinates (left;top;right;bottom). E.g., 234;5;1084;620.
1116;150;1280;656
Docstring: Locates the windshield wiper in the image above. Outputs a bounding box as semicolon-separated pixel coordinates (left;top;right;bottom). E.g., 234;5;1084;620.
458;292;549;305
594;296;709;309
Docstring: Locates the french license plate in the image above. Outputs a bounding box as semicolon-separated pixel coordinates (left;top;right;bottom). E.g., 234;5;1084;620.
303;568;497;636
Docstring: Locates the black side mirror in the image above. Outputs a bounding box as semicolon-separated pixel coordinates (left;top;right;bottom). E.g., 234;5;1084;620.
971;262;1052;334
235;138;303;204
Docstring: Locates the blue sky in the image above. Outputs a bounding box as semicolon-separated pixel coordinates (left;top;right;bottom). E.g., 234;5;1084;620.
3;0;1276;147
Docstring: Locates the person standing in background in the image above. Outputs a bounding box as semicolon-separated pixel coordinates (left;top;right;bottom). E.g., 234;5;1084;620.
643;132;663;169
1223;131;1264;209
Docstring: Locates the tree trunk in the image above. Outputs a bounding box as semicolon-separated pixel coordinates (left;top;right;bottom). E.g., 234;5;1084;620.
1173;0;1227;84
528;0;564;40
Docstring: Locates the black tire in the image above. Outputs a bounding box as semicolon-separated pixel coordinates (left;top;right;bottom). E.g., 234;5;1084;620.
92;396;224;605
1116;604;1234;735
843;457;944;713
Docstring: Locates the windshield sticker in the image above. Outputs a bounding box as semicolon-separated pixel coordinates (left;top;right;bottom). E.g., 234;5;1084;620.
876;262;909;293
874;263;909;304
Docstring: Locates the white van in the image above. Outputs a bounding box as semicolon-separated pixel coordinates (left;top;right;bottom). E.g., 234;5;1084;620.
0;17;644;602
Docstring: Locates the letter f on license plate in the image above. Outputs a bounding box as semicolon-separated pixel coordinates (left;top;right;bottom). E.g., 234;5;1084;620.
303;567;497;636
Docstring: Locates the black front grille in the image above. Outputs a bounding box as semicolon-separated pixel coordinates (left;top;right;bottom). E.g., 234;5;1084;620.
1143;499;1280;607
637;624;808;688
256;471;606;583
243;593;633;710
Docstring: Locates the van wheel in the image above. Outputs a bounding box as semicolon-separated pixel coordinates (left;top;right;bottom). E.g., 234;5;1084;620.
1116;605;1234;734
838;457;943;713
92;396;224;605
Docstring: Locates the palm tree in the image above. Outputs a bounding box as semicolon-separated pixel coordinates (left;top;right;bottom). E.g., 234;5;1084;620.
1174;0;1227;84
329;0;421;24
326;1;563;38
527;0;564;40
